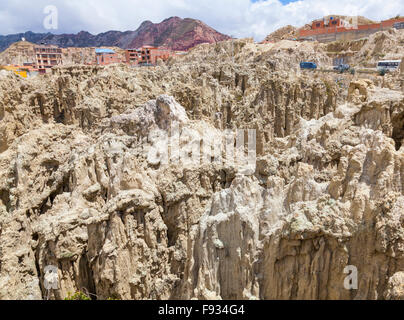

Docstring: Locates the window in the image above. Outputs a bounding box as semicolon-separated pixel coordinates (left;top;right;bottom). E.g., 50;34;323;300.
332;21;337;25
316;23;321;27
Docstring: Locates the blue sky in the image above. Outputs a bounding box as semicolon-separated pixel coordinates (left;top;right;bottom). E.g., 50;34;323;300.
0;0;402;41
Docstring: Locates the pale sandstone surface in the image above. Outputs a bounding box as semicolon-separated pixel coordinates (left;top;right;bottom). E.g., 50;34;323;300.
0;38;403;300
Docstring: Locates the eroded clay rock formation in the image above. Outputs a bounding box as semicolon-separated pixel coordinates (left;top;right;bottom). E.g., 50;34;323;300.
0;39;403;300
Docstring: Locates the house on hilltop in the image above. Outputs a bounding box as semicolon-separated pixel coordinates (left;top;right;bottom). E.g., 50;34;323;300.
299;16;404;42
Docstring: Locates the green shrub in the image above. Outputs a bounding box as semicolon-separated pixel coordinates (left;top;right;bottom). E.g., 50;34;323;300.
64;291;91;300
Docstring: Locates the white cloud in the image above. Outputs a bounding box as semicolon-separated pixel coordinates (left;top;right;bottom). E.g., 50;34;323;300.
0;0;402;41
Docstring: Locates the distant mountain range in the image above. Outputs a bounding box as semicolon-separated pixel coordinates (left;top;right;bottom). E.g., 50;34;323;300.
0;17;231;52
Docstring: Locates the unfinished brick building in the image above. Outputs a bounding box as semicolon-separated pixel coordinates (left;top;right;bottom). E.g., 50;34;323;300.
125;46;173;66
125;49;142;66
95;48;124;66
34;44;63;73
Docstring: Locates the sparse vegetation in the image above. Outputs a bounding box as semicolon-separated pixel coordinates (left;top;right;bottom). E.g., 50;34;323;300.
64;291;91;300
323;80;332;93
59;252;76;260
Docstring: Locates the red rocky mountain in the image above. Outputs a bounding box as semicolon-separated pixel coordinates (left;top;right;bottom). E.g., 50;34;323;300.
125;17;231;51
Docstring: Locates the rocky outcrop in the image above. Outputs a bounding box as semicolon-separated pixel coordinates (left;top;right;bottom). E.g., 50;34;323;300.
263;25;298;43
0;39;403;300
385;272;404;300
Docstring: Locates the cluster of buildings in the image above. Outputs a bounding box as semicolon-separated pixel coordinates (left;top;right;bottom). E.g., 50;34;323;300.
4;15;401;79
1;43;182;78
1;44;64;77
95;46;174;66
299;16;404;42
0;44;59;77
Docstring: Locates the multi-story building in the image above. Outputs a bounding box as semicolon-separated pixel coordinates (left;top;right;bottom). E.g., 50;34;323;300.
125;46;173;66
95;48;123;65
34;44;63;73
125;49;142;66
